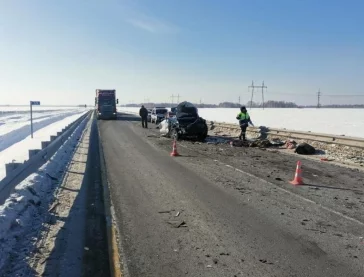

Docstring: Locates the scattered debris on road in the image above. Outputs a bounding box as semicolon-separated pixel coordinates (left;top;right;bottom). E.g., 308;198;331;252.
295;143;316;155
259;259;274;265
219;252;230;256
167;220;187;228
285;140;297;149
249;139;272;148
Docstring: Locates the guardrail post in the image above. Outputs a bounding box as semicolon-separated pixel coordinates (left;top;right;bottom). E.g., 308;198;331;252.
5;162;23;176
29;149;41;158
41;141;50;149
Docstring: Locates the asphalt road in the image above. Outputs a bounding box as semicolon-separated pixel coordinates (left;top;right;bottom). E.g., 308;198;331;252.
99;113;364;277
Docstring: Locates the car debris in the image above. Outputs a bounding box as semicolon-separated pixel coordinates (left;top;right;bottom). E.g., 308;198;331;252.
229;140;248;147
205;137;229;144
295;143;316;155
167;220;187;228
270;138;285;146
285;140;297;149
159;102;208;142
249;139;272;148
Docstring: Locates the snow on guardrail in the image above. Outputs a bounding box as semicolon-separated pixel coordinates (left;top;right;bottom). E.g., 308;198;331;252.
0;111;91;204
0;112;91;271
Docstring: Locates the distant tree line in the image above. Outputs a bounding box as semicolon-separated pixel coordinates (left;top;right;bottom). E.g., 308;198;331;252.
122;100;299;108
247;100;298;108
305;104;364;108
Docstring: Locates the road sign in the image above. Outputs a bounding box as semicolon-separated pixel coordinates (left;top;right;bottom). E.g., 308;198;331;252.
30;101;41;138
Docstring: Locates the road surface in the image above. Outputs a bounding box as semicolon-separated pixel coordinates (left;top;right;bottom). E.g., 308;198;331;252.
99;113;364;277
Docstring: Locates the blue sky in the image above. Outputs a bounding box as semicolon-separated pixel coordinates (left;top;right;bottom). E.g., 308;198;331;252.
0;0;363;105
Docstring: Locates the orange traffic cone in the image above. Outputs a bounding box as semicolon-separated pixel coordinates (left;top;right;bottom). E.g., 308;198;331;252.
290;161;304;185
170;139;180;157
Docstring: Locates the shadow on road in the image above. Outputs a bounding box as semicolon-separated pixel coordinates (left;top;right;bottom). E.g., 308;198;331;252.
116;113;141;122
41;117;110;277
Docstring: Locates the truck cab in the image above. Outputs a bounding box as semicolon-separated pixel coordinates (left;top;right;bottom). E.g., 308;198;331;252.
95;89;119;120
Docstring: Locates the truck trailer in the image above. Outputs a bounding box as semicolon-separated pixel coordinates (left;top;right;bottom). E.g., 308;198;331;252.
95;89;118;120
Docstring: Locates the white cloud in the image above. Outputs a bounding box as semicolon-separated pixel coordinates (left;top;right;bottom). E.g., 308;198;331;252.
126;15;179;34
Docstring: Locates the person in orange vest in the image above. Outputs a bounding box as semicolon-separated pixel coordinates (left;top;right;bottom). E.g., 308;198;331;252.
236;106;254;141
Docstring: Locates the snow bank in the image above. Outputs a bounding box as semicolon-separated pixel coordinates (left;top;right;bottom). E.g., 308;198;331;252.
0;111;84;152
0;106;88;113
119;107;364;138
0;114;89;272
0;109;85;136
0;112;88;181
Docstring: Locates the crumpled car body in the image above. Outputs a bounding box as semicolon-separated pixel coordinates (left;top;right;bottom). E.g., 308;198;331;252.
159;102;208;141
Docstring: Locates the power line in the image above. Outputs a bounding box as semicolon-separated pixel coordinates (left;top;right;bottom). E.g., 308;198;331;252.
170;94;175;104
170;94;181;104
324;95;364;97
248;81;267;109
317;89;321;108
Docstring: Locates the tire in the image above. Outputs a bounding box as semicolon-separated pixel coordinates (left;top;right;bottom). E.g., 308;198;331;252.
197;128;208;142
197;133;207;142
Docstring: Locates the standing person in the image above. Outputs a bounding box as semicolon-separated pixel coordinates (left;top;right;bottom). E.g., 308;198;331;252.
139;105;148;128
236;106;254;141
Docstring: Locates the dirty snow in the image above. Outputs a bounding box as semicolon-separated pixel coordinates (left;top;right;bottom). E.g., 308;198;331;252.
120;107;364;138
0;114;89;274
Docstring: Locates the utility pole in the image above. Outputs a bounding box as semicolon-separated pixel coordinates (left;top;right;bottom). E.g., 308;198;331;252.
170;94;175;104
238;96;241;105
249;81;254;109
317;89;321;108
176;94;180;104
248;81;267;109
261;81;266;109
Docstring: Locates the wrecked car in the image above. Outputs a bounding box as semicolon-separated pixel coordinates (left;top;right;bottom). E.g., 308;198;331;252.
159;102;208;141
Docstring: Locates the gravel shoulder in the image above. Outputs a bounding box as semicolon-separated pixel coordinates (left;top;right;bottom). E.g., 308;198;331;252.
0;115;110;277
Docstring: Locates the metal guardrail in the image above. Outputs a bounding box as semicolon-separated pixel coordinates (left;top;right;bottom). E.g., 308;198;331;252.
0;111;92;205
208;121;364;149
118;111;364;148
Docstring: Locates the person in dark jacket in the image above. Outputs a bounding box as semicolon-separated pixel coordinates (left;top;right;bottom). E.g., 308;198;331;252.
236;106;254;141
139;105;149;128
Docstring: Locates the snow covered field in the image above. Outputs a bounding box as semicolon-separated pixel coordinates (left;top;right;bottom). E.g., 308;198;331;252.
120;107;364;138
0;106;90;181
